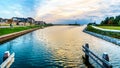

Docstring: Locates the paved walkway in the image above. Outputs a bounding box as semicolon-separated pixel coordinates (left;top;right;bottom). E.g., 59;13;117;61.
92;26;120;32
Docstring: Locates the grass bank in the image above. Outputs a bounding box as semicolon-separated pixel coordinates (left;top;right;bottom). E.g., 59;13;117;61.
97;26;120;30
86;25;120;39
0;25;43;36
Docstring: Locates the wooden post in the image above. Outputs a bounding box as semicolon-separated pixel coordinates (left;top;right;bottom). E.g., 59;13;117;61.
85;43;89;62
102;53;112;68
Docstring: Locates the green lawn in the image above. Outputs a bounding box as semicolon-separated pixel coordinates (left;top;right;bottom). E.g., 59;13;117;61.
86;25;120;39
98;26;120;30
0;26;41;36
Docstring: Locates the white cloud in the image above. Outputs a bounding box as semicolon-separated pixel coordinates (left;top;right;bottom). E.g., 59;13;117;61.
35;0;120;23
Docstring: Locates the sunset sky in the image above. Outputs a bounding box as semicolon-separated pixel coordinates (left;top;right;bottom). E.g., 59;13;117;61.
0;0;120;24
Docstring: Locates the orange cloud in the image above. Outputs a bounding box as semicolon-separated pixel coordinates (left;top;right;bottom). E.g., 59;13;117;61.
35;0;120;23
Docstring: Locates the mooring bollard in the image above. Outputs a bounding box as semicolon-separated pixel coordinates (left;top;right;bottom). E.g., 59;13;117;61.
85;43;89;62
102;53;112;68
83;43;112;68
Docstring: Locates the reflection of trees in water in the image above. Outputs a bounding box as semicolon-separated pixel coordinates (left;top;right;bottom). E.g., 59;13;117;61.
7;41;14;53
25;32;34;49
6;32;35;53
22;34;27;44
29;32;34;45
6;32;34;53
21;32;34;44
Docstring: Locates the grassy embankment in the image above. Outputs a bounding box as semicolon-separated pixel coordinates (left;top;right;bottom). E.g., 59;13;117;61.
0;25;45;36
97;26;120;30
86;25;120;39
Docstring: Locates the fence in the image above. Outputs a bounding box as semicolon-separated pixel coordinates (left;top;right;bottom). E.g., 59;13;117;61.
0;52;15;68
82;43;112;68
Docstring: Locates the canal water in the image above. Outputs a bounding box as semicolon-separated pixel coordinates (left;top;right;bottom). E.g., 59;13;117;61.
0;26;120;68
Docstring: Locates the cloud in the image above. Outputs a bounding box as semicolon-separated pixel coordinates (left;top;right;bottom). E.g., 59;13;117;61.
35;0;120;24
0;0;36;18
0;0;119;24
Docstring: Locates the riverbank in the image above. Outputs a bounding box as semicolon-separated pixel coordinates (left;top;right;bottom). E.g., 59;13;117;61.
84;25;120;45
97;26;120;30
0;26;120;67
0;24;52;44
0;27;40;44
86;25;120;39
0;26;41;36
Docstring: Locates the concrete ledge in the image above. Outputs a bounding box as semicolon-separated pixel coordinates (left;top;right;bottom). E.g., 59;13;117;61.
0;28;40;44
83;29;120;46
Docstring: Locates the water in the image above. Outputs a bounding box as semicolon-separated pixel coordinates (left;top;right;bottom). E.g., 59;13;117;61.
0;26;120;68
0;33;55;68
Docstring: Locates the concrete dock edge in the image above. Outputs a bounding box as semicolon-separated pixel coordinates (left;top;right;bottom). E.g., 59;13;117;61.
83;29;120;46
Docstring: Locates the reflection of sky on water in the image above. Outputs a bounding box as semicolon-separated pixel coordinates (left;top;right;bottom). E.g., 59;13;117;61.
0;32;55;68
0;26;120;68
34;26;120;68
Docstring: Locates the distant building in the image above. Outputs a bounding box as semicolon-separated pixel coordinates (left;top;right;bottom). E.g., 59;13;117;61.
2;19;8;23
35;21;46;25
12;17;28;25
12;17;27;22
0;18;3;23
0;17;45;26
12;17;36;25
12;17;18;22
27;17;35;24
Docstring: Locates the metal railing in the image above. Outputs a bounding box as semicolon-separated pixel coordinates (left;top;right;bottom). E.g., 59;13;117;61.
82;43;112;68
0;52;15;68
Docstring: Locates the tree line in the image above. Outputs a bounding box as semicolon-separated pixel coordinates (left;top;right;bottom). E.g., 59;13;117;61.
101;15;120;26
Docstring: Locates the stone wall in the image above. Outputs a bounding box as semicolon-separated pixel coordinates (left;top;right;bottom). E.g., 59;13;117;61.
83;29;120;45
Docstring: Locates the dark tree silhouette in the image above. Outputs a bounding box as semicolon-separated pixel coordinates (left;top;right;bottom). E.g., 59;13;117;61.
100;15;120;26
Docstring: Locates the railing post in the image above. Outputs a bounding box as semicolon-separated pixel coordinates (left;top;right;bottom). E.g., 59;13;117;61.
85;43;89;62
102;53;112;68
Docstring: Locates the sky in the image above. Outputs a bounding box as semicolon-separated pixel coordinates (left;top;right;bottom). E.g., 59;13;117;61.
0;0;120;24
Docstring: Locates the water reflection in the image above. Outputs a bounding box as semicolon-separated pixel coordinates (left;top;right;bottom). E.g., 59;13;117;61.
7;41;13;53
33;26;86;68
0;26;120;68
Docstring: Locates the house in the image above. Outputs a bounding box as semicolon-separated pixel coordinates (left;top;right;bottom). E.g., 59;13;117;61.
35;21;46;25
12;17;18;22
12;17;28;25
12;17;27;22
27;17;35;24
2;19;8;23
0;18;3;23
0;17;40;26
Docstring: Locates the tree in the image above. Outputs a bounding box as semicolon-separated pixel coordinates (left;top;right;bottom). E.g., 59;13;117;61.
116;15;120;25
118;20;120;26
7;19;13;28
108;17;114;25
104;17;109;25
100;17;109;25
100;15;120;26
101;21;105;25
